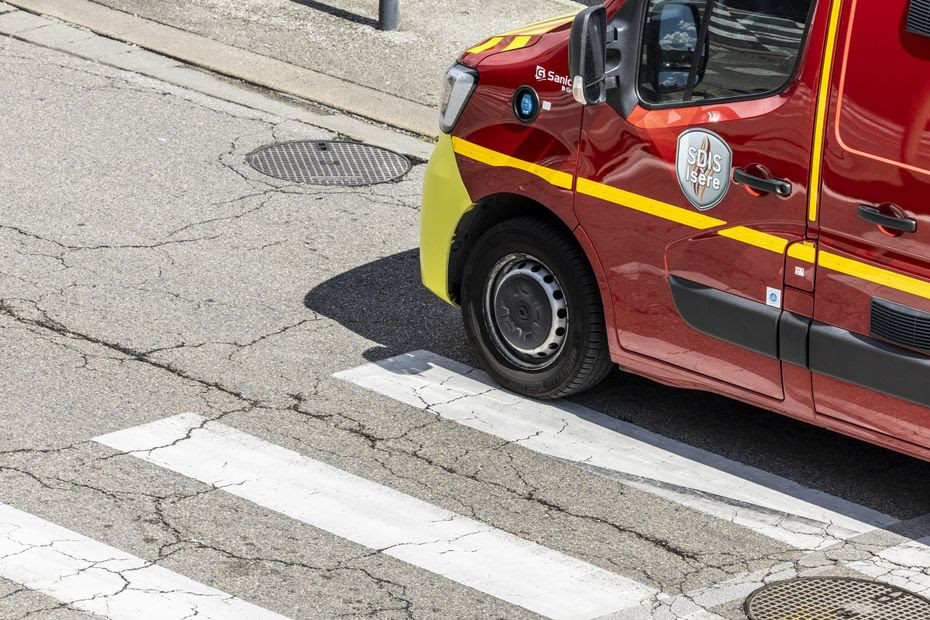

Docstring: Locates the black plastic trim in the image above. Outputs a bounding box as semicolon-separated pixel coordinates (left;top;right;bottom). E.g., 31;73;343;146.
857;205;917;233
779;312;811;368
810;322;930;408
669;276;780;359
733;168;792;197
871;297;930;352
605;0;648;118
908;0;930;38
668;278;930;406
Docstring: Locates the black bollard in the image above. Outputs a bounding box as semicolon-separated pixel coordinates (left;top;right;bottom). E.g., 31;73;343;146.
378;0;399;31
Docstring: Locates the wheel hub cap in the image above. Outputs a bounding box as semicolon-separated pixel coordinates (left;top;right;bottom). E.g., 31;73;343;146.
495;274;554;351
486;255;568;369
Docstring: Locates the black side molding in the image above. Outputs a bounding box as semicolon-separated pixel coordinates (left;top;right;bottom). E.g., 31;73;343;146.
780;311;811;368
669;277;930;406
810;322;930;409
669;276;780;359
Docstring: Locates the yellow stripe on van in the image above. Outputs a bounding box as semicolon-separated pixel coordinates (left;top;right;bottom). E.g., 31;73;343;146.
576;178;726;230
718;227;789;254
502;36;533;52
450;138;930;302
808;0;845;223
451;137;574;189
788;241;818;263
467;37;504;54
819;252;930;300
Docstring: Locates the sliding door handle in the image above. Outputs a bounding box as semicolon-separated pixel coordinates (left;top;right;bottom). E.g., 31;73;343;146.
857;205;917;233
733;168;792;197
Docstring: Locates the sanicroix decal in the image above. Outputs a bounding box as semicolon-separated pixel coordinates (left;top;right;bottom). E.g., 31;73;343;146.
535;65;572;95
676;129;732;211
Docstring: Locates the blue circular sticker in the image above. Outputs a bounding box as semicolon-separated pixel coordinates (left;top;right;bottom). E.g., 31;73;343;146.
512;86;539;124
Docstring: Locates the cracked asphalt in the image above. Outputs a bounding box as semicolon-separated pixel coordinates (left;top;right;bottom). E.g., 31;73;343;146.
3;23;930;620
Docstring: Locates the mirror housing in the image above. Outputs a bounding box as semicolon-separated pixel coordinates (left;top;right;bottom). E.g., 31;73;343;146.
569;6;608;105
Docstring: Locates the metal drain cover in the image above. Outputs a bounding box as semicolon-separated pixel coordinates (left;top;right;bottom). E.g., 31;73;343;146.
746;577;930;620
247;141;410;186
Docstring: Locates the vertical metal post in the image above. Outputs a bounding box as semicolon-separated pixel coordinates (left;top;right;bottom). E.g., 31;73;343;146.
378;0;399;31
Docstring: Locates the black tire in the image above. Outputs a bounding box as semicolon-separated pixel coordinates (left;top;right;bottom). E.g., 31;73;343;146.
461;217;613;399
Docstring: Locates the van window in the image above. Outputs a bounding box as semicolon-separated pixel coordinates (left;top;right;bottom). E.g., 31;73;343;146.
639;0;813;106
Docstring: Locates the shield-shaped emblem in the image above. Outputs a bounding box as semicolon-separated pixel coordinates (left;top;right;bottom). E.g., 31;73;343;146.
675;129;732;211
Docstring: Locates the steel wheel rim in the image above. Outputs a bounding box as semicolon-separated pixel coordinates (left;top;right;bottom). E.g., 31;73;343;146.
483;253;569;371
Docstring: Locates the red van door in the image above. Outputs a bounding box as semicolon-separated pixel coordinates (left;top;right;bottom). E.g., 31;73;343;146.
575;0;825;400
811;0;930;449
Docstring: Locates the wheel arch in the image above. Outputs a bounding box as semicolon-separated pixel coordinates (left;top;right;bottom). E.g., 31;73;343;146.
447;193;567;304
447;193;619;359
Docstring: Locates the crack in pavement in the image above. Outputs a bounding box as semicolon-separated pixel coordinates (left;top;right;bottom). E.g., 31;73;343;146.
8;27;929;619
0;300;260;410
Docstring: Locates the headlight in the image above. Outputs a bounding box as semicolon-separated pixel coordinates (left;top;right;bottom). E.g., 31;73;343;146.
439;64;478;134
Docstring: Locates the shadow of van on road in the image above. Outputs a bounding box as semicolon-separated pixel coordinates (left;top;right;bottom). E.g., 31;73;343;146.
307;249;930;529
304;249;474;364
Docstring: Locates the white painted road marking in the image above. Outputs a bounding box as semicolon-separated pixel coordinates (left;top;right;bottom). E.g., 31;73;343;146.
0;501;286;620
95;413;658;620
335;351;899;550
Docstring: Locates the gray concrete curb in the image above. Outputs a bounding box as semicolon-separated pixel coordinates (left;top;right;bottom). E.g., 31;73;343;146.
0;7;435;161
4;0;439;140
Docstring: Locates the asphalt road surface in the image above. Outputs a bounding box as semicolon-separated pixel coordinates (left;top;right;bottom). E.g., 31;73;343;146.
2;26;930;620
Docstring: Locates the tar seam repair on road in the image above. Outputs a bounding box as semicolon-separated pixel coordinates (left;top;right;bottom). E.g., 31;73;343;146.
3;2;930;620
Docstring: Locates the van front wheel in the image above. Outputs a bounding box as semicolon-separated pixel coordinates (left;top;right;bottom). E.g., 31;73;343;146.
460;217;613;400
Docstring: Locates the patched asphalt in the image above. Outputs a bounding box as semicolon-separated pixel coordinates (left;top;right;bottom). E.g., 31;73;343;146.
1;27;930;620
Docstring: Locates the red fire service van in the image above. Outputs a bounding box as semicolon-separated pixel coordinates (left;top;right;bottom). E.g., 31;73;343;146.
419;0;930;461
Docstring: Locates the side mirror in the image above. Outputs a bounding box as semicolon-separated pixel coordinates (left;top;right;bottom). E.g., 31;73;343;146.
569;6;608;105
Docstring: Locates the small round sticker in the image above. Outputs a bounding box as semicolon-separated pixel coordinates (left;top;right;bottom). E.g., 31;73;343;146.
766;287;782;308
513;86;540;124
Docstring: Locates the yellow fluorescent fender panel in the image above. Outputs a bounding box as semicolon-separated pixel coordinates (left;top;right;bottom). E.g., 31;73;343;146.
420;133;475;305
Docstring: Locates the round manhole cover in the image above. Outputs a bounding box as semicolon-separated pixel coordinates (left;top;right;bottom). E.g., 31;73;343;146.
746;577;930;620
247;141;411;186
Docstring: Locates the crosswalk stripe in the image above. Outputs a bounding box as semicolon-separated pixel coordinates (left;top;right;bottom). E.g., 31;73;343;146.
334;351;899;551
0;501;287;620
94;413;657;620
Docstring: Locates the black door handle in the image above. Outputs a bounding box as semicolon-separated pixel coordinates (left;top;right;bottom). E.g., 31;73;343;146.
733;168;792;197
857;205;917;233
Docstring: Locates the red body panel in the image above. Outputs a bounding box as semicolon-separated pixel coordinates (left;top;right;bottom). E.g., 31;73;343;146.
813;0;930;450
456;29;581;228
445;0;930;462
573;2;831;402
